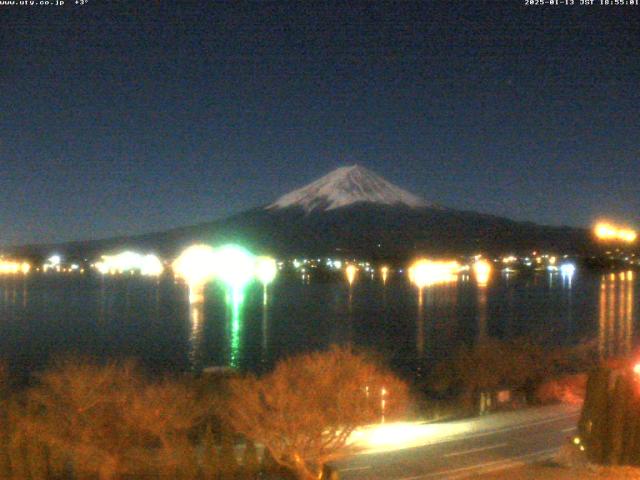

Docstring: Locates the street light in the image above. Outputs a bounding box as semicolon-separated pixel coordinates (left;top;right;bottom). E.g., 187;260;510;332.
172;244;217;304
345;264;358;286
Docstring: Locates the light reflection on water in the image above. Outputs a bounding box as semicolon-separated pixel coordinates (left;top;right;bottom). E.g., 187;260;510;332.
0;269;636;380
598;272;635;359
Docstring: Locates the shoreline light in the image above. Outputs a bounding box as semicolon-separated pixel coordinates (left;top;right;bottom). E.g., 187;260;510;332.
212;244;255;292
172;245;218;303
473;259;492;287
560;263;576;277
255;256;277;286
95;251;163;277
594;222;637;243
381;266;389;285
409;259;460;289
0;260;31;275
345;264;358;286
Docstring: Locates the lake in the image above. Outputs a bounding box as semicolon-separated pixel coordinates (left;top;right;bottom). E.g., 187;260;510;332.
0;269;635;382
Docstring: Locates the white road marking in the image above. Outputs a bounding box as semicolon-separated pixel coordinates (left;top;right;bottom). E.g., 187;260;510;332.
443;442;508;458
447;412;578;443
562;426;577;432
445;447;559;480
340;465;371;472
398;447;558;480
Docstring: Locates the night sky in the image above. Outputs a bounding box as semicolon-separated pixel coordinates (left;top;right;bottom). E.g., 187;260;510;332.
2;1;639;245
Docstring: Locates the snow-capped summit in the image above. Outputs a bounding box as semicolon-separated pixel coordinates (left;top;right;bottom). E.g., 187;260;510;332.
267;165;429;213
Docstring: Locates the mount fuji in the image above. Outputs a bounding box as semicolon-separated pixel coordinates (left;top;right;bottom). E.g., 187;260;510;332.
11;165;593;260
267;165;429;212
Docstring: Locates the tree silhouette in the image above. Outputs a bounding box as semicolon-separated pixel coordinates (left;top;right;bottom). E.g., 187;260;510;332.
222;345;409;480
22;358;207;479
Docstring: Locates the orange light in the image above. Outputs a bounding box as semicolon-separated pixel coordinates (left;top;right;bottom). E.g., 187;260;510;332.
409;259;460;289
594;222;637;243
380;266;389;285
473;260;492;287
345;264;358;286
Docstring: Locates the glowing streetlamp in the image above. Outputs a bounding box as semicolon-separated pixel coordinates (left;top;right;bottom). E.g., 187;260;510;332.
140;254;164;277
381;266;389;285
172;244;217;304
256;256;277;289
560;263;576;278
473;260;492;288
345;264;358;286
594;222;637;243
213;245;255;293
409;259;459;289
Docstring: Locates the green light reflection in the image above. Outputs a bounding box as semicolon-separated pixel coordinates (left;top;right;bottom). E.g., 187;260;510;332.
228;287;244;369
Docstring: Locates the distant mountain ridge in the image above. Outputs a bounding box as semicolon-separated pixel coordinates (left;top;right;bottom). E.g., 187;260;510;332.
5;166;595;260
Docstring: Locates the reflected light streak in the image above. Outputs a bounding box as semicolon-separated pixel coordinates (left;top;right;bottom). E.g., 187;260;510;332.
188;302;205;371
381;266;389;285
597;273;634;359
345;264;358;286
229;288;244;369
416;288;424;357
598;277;605;359
626;272;634;353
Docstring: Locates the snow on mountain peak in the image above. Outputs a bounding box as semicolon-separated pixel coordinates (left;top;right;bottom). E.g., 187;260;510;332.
267;165;429;212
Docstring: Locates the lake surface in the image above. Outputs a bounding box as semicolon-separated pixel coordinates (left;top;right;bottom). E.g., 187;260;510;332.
0;269;636;381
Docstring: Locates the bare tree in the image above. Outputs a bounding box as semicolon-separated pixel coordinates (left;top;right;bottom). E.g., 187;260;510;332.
222;345;409;480
22;358;206;479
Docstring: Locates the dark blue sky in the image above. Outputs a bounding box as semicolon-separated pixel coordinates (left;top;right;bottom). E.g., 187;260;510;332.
2;1;639;245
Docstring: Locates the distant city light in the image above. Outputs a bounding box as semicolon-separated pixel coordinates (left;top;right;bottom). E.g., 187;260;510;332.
44;254;63;273
409;259;460;289
95;251;163;277
140;254;164;277
255;256;277;286
594;222;637;243
560;263;576;277
473;259;492;287
345;264;358;286
380;266;389;285
212;244;255;291
0;260;31;275
172;245;217;303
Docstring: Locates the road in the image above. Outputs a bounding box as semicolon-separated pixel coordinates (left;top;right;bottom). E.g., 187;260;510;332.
335;404;581;480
